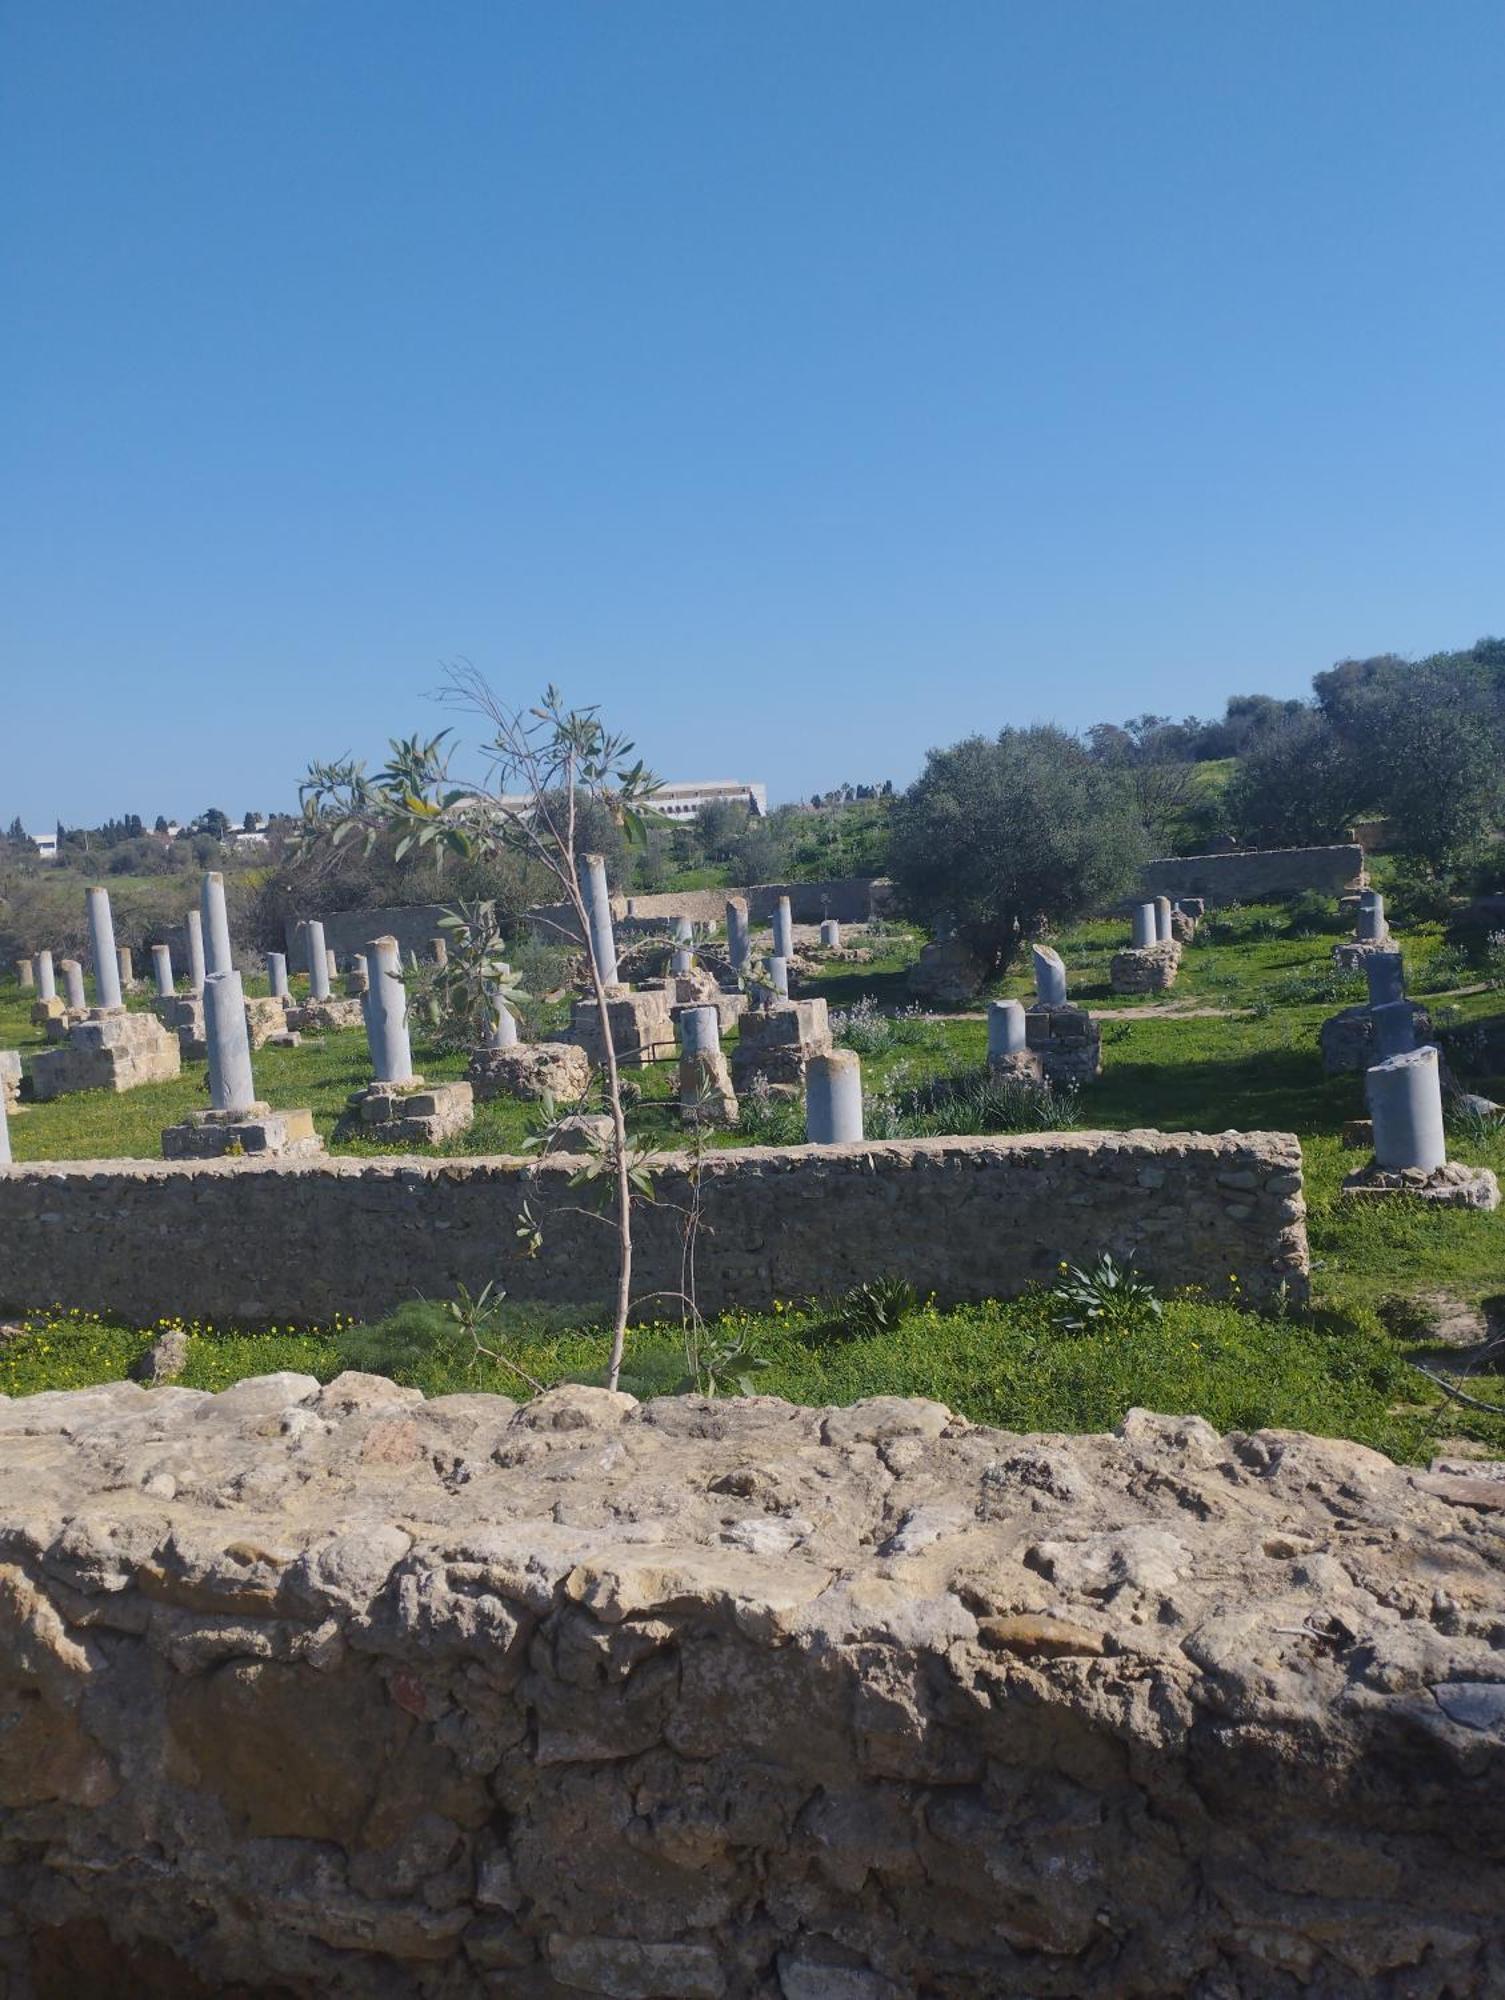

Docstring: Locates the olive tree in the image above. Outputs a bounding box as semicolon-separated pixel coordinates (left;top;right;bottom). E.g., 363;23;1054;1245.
888;726;1146;969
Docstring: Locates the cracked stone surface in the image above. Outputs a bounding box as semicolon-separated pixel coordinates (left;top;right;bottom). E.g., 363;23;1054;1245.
0;1379;1501;1995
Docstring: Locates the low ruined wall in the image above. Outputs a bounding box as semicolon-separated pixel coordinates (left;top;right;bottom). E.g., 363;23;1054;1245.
0;1377;1501;1997
284;904;462;970
531;876;892;940
0;1131;1308;1325
1139;844;1364;905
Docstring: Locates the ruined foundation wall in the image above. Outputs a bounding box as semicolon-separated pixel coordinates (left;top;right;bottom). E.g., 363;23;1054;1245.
0;1378;1501;1998
1138;844;1364;905
0;1130;1308;1325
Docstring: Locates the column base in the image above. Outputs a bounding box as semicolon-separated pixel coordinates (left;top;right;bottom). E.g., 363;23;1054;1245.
161;1104;324;1160
338;1077;474;1146
1340;1162;1500;1209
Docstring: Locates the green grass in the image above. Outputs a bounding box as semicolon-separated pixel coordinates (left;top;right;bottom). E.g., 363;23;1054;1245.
5;906;1505;1455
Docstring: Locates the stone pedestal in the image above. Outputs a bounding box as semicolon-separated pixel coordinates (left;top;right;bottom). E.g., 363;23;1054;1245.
1025;1004;1102;1087
161;1104;324;1161
245;996;292;1049
155;993;207;1060
468;1041;592;1104
731;998;833;1095
29;1011;182;1100
562;987;676;1067
1318;1002;1432;1077
1170;909;1198;943
906;936;985;1007
678;1006;738;1125
30;996;67;1030
288;997;366;1034
1333;938;1396;974
1340;1161;1500;1209
340;1078;475;1147
1109;942;1181;995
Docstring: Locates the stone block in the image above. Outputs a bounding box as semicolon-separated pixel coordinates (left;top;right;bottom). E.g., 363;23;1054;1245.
29;996;66;1029
1333;938;1394;973
906;936;985;1007
244;996;291;1050
29;1011;182;1100
155;993;207;1060
1319;1002;1432;1077
339;1078;473;1147
288;998;366;1034
1340;1161;1500;1210
671;990;748;1036
1109;941;1181;995
1025;1003;1102;1086
1169;910;1197;943
0;1050;21;1113
551;1114;615;1155
731;998;832;1094
986;1048;1044;1084
468;1041;593;1105
161;1104;325;1160
561;988;675;1067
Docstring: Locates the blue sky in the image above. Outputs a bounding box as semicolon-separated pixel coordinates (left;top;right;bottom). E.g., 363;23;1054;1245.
2;2;1501;829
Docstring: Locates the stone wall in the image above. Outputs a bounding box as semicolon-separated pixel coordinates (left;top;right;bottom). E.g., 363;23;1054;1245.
283;905;463;970
0;1377;1500;1997
1138;844;1365;905
0;1131;1308;1326
531;877;893;940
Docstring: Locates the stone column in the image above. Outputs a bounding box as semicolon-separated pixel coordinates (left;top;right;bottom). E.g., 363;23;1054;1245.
86;886;123;1010
204;971;257;1114
186;910;206;995
1369;1045;1447;1173
326;947;339;985
1131;904;1157;950
34;952;56;1002
0;1078;10;1165
201;872;234;978
151;945;175;999
1357;890;1386;943
16;959;34;990
1365;951;1405;1009
726;897;751;973
365;936;414;1084
671;947;693;977
1371;999;1417;1063
769;955;790;998
487;995;519;1049
806;1050;864;1144
582;854;619;988
1154;896;1173;945
117;947;134;992
820;920;841;948
773;896;794;960
1032;944;1067;1007
266;953;289;1000
988;998;1027;1059
61;959;86;1012
674;916;693;944
430;937;449;968
305;921;331;1002
347;954;370;997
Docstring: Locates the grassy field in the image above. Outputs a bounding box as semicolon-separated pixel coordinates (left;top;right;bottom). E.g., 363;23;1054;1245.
3;903;1504;1456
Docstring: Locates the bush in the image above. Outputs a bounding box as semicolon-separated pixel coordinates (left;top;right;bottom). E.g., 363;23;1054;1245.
867;1064;1080;1139
1286;890;1343;937
1052;1254;1163;1336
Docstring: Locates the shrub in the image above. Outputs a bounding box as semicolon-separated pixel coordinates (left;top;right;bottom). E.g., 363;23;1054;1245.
1052;1254;1163;1336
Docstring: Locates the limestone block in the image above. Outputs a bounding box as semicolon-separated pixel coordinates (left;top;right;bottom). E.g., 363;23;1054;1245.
550;1113;615;1155
1109;941;1181;995
1319;1003;1432;1077
29;996;66;1029
29;1011;182;1100
731;998;833;1094
288;998;366;1034
468;1041;592;1105
1024;1003;1102;1086
0;1050;21;1113
673;990;748;1037
162;1104;324;1160
679;1049;739;1125
561;988;676;1067
244;996;292;1050
155;993;207;1060
906;936;986;1007
1170;910;1197;943
1333;937;1394;973
985;1047;1044;1085
1340;1160;1500;1209
340;1078;473;1147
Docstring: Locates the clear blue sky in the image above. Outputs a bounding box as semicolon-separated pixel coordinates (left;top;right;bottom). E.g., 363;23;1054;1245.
3;2;1501;830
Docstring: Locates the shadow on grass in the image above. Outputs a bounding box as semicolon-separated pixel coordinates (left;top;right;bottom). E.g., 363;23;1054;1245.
1092;1042;1360;1136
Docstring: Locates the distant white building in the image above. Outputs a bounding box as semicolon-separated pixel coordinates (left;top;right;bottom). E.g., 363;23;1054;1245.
495;780;767;823
648;780;768;821
29;831;58;863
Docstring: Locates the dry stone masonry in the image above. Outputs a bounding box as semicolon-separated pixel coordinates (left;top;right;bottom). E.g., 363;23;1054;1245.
0;1130;1308;1326
0;1379;1499;1996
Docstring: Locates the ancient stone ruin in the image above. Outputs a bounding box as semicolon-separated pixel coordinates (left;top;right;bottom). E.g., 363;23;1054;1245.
0;1378;1500;1995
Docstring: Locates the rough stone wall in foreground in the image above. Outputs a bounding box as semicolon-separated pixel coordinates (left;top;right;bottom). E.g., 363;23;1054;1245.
0;1376;1502;1997
0;1130;1308;1326
1138;844;1364;906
